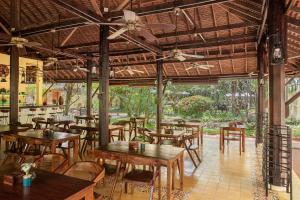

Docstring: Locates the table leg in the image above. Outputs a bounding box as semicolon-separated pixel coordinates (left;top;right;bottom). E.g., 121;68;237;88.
167;162;173;200
73;138;79;161
121;129;125;141
179;154;184;190
172;161;175;190
50;142;56;154
242;129;245;152
109;130;111;143
219;128;222;150
84;187;94;200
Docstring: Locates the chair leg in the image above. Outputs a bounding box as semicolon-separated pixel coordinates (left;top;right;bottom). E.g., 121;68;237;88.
149;185;154;200
187;149;197;168
194;150;201;163
158;167;161;200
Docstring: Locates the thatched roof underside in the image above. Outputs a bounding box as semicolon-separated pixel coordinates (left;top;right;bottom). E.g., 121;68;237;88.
0;0;299;84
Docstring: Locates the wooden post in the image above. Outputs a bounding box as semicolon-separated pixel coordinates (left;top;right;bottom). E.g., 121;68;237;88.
86;55;92;116
156;55;163;134
9;0;21;125
99;25;109;146
256;39;265;145
268;0;286;186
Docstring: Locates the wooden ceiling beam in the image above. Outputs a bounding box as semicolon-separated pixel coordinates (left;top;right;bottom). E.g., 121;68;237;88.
48;0;161;54
288;17;300;26
109;0;231;19
19;1;247;38
59;22;254;50
60;27;78;47
78;35;257;56
221;3;261;23
111;52;257;67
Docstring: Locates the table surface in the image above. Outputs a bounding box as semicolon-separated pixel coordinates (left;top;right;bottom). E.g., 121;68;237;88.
161;121;201;127
0;164;93;200
0;125;30;135
17;130;79;142
148;130;185;138
96;141;185;161
71;123;123;130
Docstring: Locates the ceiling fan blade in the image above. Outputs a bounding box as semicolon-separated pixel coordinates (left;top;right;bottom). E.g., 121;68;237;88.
115;70;125;74
194;65;214;70
44;62;53;67
180;53;204;59
79;68;89;72
131;69;144;74
123;10;138;22
24;41;42;47
0;43;14;47
146;23;176;31
128;70;135;75
98;22;125;26
108;27;128;40
155;55;173;61
176;55;186;62
136;29;158;43
186;66;194;70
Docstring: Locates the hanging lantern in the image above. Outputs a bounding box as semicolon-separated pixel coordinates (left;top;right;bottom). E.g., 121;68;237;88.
92;65;97;74
270;32;285;65
109;67;115;79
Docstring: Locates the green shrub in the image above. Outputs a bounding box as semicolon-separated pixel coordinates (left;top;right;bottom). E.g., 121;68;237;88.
177;95;213;118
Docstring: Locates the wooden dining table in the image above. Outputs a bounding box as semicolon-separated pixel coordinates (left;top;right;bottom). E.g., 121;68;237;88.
0;125;30;135
0;164;94;200
35;119;74;129
161;121;204;145
148;130;185;146
89;141;185;200
70;123;125;142
17;130;80;161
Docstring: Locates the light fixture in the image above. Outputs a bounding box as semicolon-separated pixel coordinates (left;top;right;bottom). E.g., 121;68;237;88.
92;64;97;74
109;67;115;79
270;32;285;65
21;70;26;83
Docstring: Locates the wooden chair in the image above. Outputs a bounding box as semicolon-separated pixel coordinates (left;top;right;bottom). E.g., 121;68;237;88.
64;161;105;200
181;131;201;168
0;109;9;125
113;120;130;135
32;117;45;129
131;127;154;144
220;127;244;155
26;108;37;123
1;134;22;166
34;153;68;173
120;157;161;200
18;137;49;163
58;127;82;161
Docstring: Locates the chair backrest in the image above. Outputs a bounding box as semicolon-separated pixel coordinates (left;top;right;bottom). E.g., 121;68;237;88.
64;161;105;183
164;128;173;135
125;156;160;167
67;128;82;135
34;153;67;173
112;120;127;126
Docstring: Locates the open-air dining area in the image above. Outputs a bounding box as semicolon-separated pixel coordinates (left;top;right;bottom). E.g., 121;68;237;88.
0;0;300;200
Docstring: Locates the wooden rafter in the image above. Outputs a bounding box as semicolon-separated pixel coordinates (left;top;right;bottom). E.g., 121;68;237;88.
60;28;78;47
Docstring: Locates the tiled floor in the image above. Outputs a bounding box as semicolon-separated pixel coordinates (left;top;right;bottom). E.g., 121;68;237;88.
93;136;274;200
1;135;298;200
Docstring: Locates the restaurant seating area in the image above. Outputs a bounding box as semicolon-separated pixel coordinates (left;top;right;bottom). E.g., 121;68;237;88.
0;0;299;199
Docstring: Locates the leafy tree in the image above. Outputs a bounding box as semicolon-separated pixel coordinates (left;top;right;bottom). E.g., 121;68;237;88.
177;95;213;118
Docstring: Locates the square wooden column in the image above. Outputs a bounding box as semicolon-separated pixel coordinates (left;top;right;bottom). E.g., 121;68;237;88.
156;55;163;134
99;25;109;146
86;56;93;117
268;0;287;186
9;0;21;125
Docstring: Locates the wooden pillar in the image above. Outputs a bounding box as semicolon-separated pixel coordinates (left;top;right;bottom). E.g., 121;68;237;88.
86;56;92;116
256;40;265;145
99;25;109;146
9;0;21;125
156;55;163;134
36;61;43;105
268;0;286;186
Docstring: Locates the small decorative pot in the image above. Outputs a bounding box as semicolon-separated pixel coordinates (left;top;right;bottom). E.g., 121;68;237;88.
140;143;146;151
22;175;32;187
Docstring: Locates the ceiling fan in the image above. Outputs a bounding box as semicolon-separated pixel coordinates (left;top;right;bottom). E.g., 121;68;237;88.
106;0;175;42
0;37;41;49
72;59;89;73
156;9;204;62
186;63;214;70
115;66;144;75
